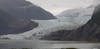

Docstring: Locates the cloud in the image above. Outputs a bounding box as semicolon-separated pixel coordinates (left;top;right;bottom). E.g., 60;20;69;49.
27;0;93;15
93;0;100;6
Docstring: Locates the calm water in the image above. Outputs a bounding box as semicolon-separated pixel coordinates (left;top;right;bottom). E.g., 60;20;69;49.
0;40;100;49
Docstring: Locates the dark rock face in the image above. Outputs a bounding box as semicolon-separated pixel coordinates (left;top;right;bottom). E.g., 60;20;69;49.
41;5;100;42
91;5;100;25
0;0;56;20
0;9;38;35
40;30;72;41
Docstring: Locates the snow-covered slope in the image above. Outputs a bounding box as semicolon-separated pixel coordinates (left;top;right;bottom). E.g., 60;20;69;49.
57;6;95;25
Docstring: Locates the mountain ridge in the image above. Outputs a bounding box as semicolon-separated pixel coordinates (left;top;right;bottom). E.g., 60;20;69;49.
0;0;56;20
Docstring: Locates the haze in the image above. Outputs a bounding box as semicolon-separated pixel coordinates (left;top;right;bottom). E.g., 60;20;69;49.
27;0;93;15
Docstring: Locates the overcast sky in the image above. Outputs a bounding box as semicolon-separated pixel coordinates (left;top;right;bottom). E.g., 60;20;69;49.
27;0;93;15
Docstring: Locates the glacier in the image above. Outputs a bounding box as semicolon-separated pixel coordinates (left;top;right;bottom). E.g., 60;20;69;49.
0;19;83;39
0;2;96;40
0;12;94;40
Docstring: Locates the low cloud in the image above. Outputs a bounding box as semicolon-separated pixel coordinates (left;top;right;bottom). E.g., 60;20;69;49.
27;0;93;15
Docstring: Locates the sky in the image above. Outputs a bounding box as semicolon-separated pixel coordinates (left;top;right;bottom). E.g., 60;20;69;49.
27;0;93;15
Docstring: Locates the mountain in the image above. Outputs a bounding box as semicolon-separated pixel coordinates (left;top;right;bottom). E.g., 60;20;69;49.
57;6;95;25
41;5;100;42
57;7;94;18
0;0;56;20
0;8;38;35
1;0;100;40
0;3;95;39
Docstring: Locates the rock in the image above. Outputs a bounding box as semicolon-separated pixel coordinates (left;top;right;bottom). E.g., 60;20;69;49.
40;30;72;40
91;5;100;25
